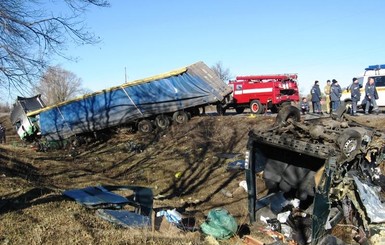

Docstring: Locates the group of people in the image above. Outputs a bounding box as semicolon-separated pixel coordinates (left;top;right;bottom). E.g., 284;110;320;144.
300;78;379;116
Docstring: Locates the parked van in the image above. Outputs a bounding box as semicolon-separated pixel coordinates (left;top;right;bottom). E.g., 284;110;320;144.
340;64;385;112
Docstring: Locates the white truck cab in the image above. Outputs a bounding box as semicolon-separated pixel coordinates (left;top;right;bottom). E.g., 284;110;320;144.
340;64;385;111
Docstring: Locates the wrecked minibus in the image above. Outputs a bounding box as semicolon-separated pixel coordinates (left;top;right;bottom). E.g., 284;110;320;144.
245;105;385;244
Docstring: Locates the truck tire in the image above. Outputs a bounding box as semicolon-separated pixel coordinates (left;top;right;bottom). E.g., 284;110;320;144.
250;100;263;114
216;104;226;115
235;107;245;114
189;107;200;117
270;105;278;113
138;120;153;133
274;105;301;127
337;129;361;158
173;111;189;124
155;115;170;130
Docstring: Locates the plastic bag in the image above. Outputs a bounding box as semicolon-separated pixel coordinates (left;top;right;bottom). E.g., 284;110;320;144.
200;208;237;240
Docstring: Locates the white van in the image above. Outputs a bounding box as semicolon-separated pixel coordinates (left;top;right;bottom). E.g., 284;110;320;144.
340;64;385;112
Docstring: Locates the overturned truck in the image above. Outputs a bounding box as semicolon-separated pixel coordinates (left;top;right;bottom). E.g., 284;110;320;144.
245;106;385;244
11;61;232;143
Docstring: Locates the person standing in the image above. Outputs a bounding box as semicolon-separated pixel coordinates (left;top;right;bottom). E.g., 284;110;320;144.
330;79;342;112
364;77;379;115
324;80;331;113
311;80;322;114
0;124;5;144
350;77;361;116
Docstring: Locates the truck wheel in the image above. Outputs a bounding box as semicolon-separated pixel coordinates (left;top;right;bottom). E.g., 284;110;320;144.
281;101;292;108
216;104;226;115
235;107;245;114
270;105;278;113
138;120;153;133
274;105;301;126
189;107;200;117
250;100;263;114
155;115;170;130
173;111;189;124
337;129;361;158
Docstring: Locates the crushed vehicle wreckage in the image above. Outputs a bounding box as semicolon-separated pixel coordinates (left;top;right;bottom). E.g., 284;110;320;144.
245;105;385;244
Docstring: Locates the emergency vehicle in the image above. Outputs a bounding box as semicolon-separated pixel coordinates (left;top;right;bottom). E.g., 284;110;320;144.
217;74;300;114
340;64;385;112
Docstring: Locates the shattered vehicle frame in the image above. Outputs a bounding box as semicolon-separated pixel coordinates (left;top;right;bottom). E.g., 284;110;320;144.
245;105;385;244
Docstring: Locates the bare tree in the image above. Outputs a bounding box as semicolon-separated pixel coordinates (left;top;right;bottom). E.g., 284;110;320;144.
0;0;109;93
34;66;88;105
211;61;232;82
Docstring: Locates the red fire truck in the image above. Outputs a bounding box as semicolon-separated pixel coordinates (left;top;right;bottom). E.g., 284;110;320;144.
217;74;300;114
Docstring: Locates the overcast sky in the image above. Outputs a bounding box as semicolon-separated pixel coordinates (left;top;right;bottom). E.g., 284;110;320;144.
54;0;385;95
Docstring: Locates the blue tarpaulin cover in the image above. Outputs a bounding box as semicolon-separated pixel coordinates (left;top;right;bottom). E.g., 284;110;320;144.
30;61;231;140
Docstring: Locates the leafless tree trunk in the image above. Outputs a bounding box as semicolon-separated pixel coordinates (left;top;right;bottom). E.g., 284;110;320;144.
33;66;89;105
211;61;232;82
0;0;109;94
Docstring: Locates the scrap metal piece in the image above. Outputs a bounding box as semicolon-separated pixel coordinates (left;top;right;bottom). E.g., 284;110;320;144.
96;209;150;228
353;176;385;223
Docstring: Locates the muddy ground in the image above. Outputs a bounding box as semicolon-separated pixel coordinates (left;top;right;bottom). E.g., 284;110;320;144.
0;110;384;244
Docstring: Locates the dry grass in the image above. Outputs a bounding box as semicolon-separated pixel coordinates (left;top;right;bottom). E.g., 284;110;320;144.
1;112;384;244
0;114;273;244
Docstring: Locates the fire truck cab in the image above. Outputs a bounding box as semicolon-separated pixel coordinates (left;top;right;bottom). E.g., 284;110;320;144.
217;74;300;114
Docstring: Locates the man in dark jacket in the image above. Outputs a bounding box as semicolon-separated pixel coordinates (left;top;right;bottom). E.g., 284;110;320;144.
0;124;5;144
300;97;310;115
311;80;322;113
364;77;379;115
350;77;361;116
330;79;342;112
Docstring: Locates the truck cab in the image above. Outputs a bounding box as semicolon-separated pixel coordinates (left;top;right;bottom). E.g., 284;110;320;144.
340;64;385;112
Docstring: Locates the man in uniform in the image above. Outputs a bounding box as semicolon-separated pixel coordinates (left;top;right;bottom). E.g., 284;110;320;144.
350;78;361;116
311;80;322;114
324;80;331;113
364;77;379;115
330;79;342;112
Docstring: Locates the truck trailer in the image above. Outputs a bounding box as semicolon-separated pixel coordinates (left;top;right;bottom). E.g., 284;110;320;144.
11;61;232;142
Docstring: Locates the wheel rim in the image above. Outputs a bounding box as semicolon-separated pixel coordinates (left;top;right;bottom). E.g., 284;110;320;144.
252;103;259;112
342;138;358;156
173;111;188;124
176;115;185;123
156;115;169;129
138;120;152;133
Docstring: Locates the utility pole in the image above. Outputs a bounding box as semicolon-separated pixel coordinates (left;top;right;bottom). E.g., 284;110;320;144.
125;67;127;83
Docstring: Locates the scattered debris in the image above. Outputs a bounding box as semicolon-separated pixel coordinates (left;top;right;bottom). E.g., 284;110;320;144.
63;185;153;228
226;159;246;171
174;172;182;179
124;141;145;153
200;208;237;240
239;180;248;192
156;209;183;224
96;209;150;228
242;235;264;245
220;189;233;198
156;209;198;232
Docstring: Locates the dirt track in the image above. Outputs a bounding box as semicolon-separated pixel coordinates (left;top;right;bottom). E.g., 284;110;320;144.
0;111;384;244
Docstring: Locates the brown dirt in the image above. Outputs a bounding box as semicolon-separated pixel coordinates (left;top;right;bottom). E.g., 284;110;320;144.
0;112;384;244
